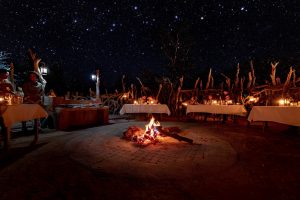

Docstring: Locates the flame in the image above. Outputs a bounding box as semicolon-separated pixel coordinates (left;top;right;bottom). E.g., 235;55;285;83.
137;116;161;145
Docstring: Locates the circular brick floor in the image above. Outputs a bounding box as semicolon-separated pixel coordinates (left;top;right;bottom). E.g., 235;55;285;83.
1;120;300;199
66;121;237;178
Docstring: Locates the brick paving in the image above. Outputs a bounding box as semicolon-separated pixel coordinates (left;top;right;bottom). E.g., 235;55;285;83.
0;120;300;199
67;121;237;179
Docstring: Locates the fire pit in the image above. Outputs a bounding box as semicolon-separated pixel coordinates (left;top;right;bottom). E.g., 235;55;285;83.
123;116;193;146
66;121;237;179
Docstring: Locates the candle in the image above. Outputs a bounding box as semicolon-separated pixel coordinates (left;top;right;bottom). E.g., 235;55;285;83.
278;99;285;106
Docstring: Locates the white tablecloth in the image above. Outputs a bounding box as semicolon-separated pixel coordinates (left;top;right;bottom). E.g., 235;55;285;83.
0;104;48;128
120;104;171;115
248;106;300;126
186;104;247;116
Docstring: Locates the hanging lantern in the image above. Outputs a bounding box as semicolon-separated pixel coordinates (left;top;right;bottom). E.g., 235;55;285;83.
40;67;48;75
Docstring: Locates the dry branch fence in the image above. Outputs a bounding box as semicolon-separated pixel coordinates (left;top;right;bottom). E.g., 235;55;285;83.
102;62;300;116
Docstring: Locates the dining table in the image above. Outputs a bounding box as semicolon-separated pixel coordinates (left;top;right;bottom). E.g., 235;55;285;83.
0;103;48;150
248;106;300;126
186;104;247;116
119;104;171;116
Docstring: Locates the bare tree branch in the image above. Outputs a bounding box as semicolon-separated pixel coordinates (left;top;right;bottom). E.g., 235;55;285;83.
283;66;294;90
221;73;231;91
122;74;126;93
250;60;256;87
270;61;279;86
235;63;240;87
205;68;212;90
156;84;163;101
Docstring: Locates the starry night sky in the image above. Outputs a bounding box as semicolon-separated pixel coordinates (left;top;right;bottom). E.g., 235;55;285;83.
0;0;299;94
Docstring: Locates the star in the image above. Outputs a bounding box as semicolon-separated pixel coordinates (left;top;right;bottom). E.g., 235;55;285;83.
0;0;298;94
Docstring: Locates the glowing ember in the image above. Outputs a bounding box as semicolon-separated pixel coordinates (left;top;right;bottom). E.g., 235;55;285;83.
123;117;193;145
137;117;161;145
122;116;162;145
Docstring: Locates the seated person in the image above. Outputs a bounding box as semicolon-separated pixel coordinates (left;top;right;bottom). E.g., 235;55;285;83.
188;97;198;105
0;67;14;93
48;89;57;97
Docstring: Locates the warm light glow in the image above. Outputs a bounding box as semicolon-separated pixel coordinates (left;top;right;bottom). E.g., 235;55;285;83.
150;100;154;104
226;100;233;105
286;99;290;104
182;102;188;106
278;98;291;106
0;97;3;102
212;100;218;105
91;74;96;81
40;66;48;75
134;100;138;104
122;94;127;98
278;99;285;106
4;94;12;105
249;96;255;102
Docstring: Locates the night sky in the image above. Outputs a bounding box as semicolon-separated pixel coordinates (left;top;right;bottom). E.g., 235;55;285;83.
0;0;299;93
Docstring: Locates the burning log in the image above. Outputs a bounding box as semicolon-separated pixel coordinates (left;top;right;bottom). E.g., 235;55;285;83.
157;126;193;144
123;126;145;142
122;117;193;145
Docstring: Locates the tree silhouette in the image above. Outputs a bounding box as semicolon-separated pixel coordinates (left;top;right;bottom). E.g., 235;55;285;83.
160;23;196;86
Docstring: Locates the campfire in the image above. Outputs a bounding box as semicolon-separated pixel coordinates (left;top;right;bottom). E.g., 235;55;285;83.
123;116;193;146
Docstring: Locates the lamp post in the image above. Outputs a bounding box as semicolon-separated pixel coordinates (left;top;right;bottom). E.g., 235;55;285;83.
95;69;100;101
91;70;100;102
